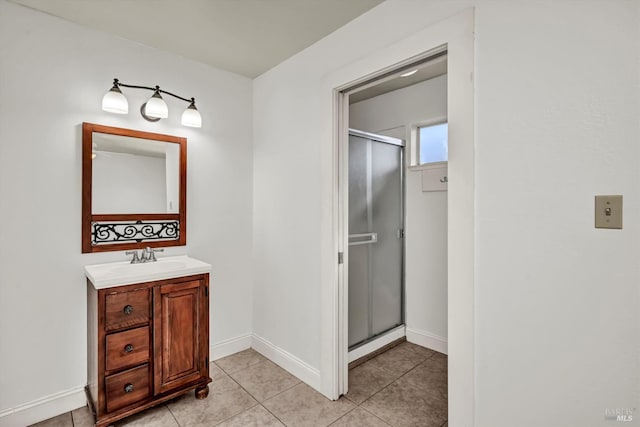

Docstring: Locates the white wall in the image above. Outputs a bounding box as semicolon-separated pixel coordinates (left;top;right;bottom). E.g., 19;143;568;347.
253;1;639;426
349;75;448;347
0;1;253;424
473;2;639;425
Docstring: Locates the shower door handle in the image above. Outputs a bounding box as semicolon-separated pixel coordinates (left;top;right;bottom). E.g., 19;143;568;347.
348;232;378;246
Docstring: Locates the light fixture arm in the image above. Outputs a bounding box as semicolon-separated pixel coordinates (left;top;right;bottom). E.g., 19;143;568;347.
112;79;196;104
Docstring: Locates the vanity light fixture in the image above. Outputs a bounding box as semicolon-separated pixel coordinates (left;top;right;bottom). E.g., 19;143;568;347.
101;78;202;128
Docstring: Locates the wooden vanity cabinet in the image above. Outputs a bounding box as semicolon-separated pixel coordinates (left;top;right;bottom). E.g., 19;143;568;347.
86;274;211;427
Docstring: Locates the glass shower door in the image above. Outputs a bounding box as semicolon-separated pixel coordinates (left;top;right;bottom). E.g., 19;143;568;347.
348;131;404;349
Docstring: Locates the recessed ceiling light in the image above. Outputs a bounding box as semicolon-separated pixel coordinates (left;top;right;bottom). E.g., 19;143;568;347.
400;69;418;77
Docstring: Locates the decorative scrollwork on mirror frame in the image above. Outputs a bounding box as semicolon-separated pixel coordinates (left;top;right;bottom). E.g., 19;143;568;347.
92;220;180;245
82;122;187;253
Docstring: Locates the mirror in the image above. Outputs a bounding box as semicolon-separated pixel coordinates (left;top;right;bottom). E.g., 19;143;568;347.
92;134;180;214
82;123;187;253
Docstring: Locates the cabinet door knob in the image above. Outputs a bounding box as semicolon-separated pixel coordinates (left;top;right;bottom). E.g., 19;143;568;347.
123;305;134;315
124;344;134;353
124;383;134;393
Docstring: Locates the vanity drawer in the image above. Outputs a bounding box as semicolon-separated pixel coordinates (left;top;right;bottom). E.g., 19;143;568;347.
105;364;150;413
106;326;150;371
105;288;150;331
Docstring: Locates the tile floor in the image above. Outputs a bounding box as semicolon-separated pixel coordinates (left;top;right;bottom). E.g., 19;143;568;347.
32;342;447;427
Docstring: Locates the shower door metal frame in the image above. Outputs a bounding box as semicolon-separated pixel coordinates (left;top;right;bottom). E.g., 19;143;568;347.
347;129;406;352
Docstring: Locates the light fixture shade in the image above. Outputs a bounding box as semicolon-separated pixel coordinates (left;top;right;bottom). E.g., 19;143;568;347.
145;91;168;118
181;102;202;128
102;86;128;114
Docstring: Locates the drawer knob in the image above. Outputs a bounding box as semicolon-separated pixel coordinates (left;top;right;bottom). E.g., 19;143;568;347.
124;344;134;353
124;383;134;393
123;305;134;315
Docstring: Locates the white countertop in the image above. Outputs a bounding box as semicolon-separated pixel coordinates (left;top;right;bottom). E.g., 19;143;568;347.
84;255;211;289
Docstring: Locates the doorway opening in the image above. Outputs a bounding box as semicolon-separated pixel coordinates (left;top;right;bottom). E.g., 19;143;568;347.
338;47;450;393
323;11;474;423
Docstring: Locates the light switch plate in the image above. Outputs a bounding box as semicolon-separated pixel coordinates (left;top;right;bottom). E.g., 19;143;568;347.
595;195;623;229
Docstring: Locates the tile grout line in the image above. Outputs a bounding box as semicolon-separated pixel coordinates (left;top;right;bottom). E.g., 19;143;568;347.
343;350;434;427
356;351;436;418
224;361;302;405
166;364;219;426
358;406;395;427
214;350;267;376
255;379;302;404
258;402;289;427
165;402;182;427
211;402;262;426
348;359;402;400
360;350;448;426
206;371;261;427
170;355;296;426
327;404;394;427
215;361;263;376
326;405;359;426
223;365;296;426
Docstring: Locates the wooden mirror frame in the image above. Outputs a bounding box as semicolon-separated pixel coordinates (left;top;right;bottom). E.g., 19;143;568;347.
82;122;187;253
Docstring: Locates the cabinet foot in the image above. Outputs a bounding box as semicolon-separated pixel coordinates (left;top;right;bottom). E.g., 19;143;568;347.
195;384;209;399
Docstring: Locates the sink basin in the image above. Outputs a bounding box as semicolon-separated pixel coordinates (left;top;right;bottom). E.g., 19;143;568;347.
109;260;187;275
85;255;211;289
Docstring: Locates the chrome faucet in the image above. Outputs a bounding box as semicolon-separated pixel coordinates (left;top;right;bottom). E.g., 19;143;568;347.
125;250;141;264
126;247;164;264
142;247;153;262
143;246;164;262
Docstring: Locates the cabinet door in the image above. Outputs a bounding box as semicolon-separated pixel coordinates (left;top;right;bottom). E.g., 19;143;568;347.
153;279;208;395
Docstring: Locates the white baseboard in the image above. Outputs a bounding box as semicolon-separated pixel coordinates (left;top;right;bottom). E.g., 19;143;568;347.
0;386;86;427
211;333;253;360
406;327;448;355
348;325;406;363
251;334;321;390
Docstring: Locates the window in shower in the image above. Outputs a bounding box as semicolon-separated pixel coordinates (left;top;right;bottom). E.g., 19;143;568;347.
418;121;448;165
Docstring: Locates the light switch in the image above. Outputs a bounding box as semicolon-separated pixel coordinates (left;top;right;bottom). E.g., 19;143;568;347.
595;195;623;229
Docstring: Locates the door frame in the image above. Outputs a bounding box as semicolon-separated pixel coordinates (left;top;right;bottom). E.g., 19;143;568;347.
320;8;475;426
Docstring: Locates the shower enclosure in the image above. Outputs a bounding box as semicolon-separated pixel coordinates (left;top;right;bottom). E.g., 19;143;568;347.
348;130;404;350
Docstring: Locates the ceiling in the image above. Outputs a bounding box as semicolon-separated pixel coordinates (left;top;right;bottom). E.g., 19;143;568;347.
10;0;385;78
349;54;448;104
